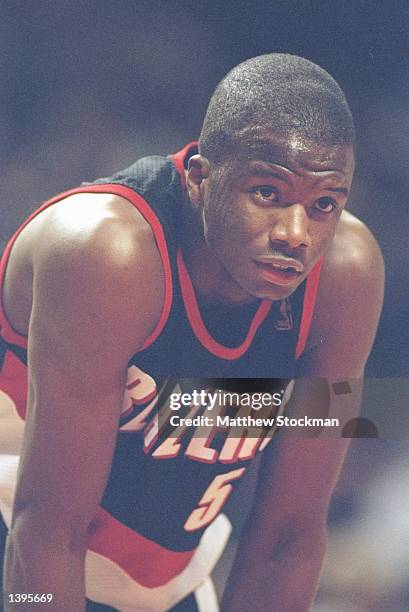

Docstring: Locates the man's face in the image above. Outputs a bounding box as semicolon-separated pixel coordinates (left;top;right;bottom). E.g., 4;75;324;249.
200;134;355;302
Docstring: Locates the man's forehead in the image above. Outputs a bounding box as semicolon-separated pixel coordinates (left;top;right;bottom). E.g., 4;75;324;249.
232;129;355;173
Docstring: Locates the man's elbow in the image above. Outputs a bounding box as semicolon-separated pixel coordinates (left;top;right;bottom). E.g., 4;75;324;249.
269;514;328;564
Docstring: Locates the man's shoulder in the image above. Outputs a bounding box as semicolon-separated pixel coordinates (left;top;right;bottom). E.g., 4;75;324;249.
324;210;384;288
300;211;384;374
29;192;158;270
3;193;165;340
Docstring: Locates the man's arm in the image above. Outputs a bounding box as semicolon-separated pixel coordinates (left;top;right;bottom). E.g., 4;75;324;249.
3;194;164;610
222;214;384;611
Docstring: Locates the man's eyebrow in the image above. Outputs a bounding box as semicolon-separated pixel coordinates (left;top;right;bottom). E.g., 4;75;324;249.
246;161;349;196
325;186;349;196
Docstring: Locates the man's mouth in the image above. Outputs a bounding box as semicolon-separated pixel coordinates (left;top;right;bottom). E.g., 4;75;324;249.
254;256;304;286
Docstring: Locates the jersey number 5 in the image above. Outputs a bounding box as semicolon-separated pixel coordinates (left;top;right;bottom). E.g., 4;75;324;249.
184;467;246;532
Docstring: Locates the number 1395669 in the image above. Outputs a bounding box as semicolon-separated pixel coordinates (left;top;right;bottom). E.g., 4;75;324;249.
8;594;54;604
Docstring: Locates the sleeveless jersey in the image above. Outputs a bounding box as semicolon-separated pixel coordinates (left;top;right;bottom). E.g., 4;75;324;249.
0;143;323;611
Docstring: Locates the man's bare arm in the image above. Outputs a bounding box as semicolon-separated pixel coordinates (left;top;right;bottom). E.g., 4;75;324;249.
3;195;164;610
222;215;385;612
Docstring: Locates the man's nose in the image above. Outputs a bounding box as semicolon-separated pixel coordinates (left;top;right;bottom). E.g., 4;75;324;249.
269;204;312;249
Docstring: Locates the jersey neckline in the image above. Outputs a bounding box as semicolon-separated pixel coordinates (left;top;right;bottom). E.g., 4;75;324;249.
176;248;272;360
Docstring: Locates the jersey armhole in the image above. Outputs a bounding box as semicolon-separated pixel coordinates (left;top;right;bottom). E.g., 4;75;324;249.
0;184;173;352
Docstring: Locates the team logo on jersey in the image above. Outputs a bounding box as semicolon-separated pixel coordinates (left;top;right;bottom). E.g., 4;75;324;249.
274;298;293;331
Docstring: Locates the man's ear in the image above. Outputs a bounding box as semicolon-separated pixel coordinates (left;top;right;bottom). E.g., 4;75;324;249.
186;155;210;207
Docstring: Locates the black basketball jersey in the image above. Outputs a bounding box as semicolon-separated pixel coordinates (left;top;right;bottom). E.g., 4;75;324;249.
0;143;323;610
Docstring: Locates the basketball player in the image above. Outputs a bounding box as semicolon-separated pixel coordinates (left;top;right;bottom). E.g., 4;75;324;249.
0;54;384;611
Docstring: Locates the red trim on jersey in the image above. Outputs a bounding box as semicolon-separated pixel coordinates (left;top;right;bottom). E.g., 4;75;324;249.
0;184;173;352
1;350;28;419
170;142;198;190
295;257;324;359
88;507;195;588
177;249;272;360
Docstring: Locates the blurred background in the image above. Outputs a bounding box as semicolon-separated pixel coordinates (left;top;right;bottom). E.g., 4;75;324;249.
1;1;408;609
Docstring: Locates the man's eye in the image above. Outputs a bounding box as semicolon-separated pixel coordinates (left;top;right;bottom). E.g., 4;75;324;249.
251;186;279;203
314;197;337;213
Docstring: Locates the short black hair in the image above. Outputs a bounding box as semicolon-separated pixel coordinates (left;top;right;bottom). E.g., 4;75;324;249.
199;54;355;163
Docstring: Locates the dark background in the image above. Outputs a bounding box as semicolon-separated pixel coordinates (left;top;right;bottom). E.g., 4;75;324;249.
1;0;408;375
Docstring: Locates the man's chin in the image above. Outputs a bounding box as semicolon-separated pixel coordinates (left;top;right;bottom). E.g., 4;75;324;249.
250;275;305;301
222;282;295;304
